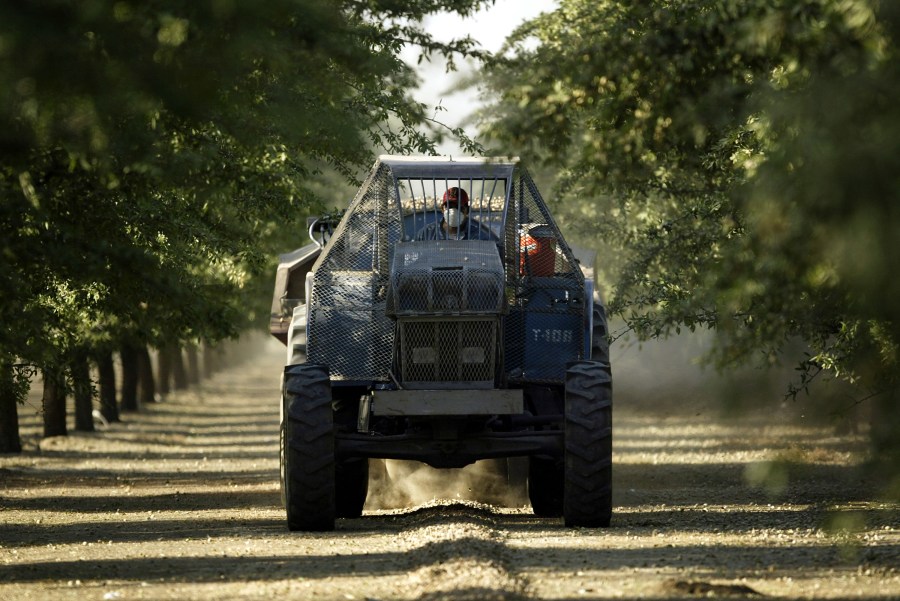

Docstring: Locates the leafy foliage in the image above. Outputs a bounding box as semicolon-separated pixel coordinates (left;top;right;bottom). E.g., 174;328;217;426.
479;0;900;476
481;0;888;370
0;0;490;406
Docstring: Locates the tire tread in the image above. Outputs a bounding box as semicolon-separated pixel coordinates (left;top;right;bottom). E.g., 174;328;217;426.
564;360;613;528
282;363;336;531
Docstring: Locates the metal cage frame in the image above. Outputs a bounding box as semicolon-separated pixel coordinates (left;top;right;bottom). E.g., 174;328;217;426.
306;155;586;385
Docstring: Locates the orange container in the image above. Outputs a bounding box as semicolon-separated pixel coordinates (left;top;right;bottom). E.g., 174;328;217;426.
519;225;556;276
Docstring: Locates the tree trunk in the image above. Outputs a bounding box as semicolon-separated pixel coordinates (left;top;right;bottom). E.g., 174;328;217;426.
171;346;188;390
71;352;94;432
185;343;200;385
42;366;67;438
96;351;119;423
120;344;139;412
136;345;156;404
0;357;22;453
156;345;172;395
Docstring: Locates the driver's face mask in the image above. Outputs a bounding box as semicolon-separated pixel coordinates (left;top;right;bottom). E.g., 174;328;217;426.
443;207;462;228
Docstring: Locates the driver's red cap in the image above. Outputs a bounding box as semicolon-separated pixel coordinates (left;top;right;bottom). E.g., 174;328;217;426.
442;187;469;208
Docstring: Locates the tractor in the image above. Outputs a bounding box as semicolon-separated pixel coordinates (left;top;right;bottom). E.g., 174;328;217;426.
270;155;612;530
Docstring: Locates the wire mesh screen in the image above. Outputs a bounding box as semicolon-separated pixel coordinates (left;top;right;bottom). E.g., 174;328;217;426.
502;167;586;383
399;318;497;389
306;157;585;385
387;240;505;316
307;162;399;381
388;240;504;389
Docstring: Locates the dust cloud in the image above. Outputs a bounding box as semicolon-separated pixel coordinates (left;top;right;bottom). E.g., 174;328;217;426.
613;325;871;431
614;326;811;415
365;458;530;511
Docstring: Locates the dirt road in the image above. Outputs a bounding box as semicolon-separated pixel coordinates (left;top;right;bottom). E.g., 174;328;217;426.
1;338;898;600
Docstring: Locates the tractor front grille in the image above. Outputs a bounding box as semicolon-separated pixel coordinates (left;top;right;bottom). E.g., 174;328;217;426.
399;318;497;389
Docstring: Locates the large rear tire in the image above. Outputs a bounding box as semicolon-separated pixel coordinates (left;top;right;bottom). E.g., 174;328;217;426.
279;420;287;507
282;363;335;531
564;360;613;527
335;458;369;518
591;300;610;364
528;456;563;517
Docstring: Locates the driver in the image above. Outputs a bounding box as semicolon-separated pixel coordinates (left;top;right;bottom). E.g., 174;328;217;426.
416;187;495;240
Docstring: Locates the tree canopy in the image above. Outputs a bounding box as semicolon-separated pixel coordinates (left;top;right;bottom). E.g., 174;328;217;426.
0;0;491;404
478;0;900;484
